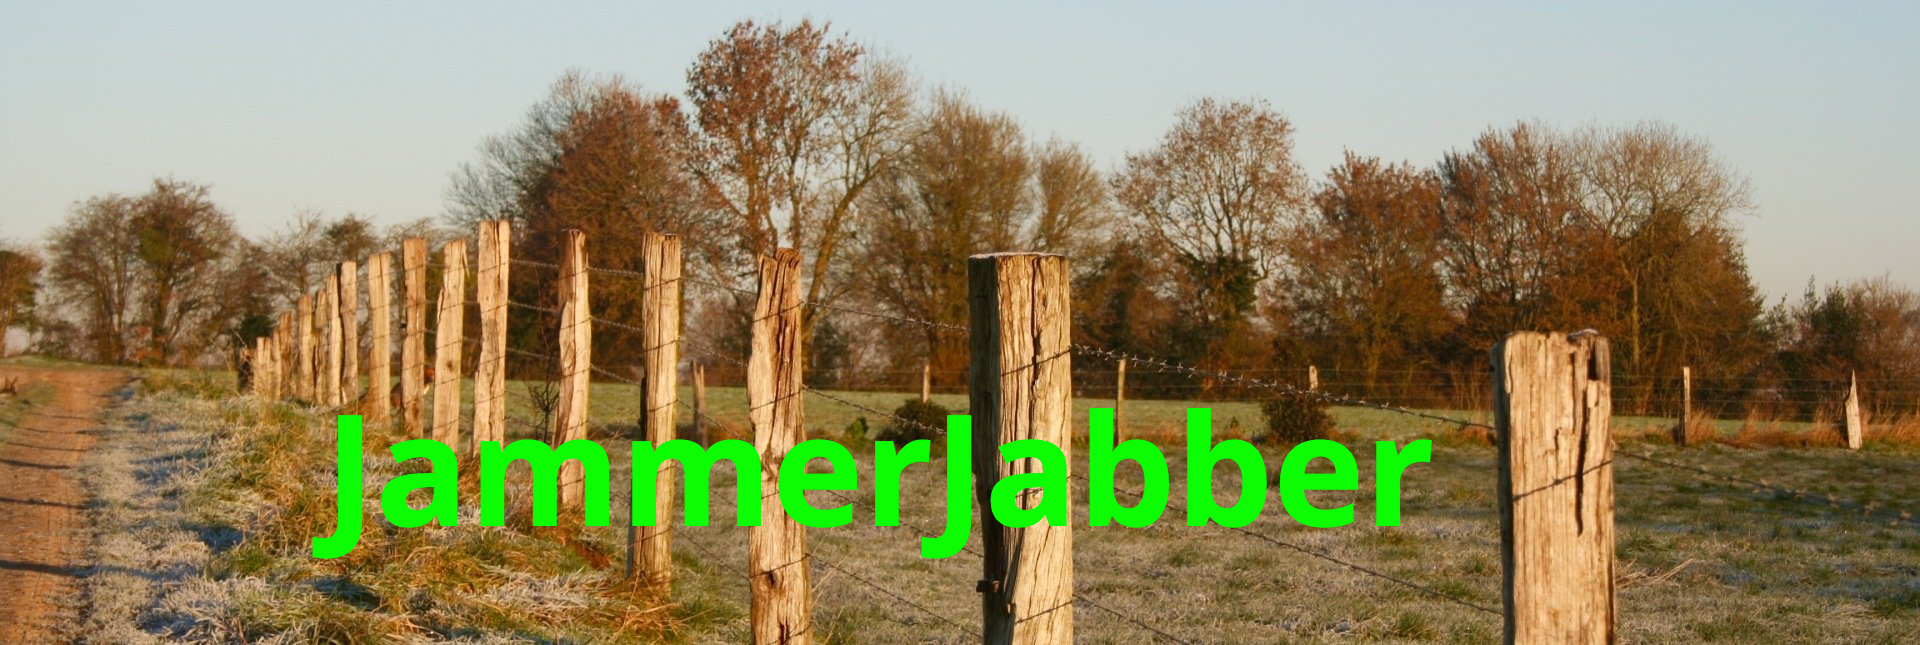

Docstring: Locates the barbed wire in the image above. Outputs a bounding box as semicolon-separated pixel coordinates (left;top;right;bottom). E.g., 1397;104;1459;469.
1083;471;1504;618
1073;593;1195;644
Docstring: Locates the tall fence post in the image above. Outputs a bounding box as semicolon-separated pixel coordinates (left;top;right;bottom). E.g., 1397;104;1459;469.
922;361;932;403
1494;331;1616;645
1114;358;1127;447
1845;371;1864;450
277;311;294;401
367;252;393;426
552;231;592;508
692;363;708;445
433;240;469;451
631;232;682;585
322;274;341;407
969;252;1074;644
1675;366;1694;446
749;248;811;643
340;260;360;407
474;221;511;453
401;238;428;437
250;336;268;395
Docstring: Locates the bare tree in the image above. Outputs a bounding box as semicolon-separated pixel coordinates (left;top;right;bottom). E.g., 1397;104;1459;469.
44;179;240;365
45;194;141;363
687;19;915;342
1113;98;1307;362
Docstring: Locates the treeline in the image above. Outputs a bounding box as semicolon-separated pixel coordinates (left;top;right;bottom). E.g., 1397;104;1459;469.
5;19;1916;418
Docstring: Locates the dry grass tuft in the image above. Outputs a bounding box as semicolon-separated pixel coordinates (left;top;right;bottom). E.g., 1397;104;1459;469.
1671;412;1718;446
1722;409;1845;449
1868;412;1920;447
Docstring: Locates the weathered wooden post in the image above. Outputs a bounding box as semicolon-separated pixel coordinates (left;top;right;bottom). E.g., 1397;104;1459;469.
322;275;341;407
922;361;932;403
1674;366;1694;446
277;311;294;401
474;221;510;453
630;232;682;585
692;363;708;445
250;336;268;395
552;231;592;508
1845;371;1864;450
366;252;393;425
401;238;428;437
1309;364;1320;392
1494;331;1616;645
749;249;811;643
1114;358;1127;447
340;260;360;406
970;252;1073;644
433;240;468;451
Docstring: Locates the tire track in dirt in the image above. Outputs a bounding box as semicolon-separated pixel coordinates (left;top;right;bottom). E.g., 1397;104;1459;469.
0;365;131;642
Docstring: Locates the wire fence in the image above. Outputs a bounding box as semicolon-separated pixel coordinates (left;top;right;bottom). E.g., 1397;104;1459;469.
257;233;1920;642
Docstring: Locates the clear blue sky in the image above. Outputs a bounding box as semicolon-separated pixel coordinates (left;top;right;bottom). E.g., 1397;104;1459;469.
2;1;1914;302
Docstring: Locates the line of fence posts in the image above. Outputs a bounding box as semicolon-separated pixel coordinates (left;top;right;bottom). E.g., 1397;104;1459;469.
234;224;1750;645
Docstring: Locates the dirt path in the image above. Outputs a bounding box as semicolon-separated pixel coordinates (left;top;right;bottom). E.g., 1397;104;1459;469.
0;364;131;642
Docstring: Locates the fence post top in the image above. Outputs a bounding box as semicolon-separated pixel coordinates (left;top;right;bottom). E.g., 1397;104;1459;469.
967;251;1064;261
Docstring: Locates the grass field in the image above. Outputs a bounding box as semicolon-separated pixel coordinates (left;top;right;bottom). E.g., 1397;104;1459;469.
80;370;1920;642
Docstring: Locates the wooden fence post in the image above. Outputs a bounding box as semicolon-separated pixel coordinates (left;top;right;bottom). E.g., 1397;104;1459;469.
692;363;707;445
922;361;932;403
1114;358;1127;447
1845;371;1864;450
340;260;360;407
630;232;682;585
1675;366;1694;446
433;240;469;451
552;231;591;508
474;221;510;453
969;252;1073;644
277;311;294;401
749;248;811;643
1494;331;1616;645
250;336;268;395
322;275;341;407
401;238;429;437
1309;364;1320;392
367;252;393;425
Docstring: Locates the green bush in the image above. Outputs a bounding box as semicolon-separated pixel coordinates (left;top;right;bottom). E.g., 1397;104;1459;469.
1258;396;1334;445
877;398;949;444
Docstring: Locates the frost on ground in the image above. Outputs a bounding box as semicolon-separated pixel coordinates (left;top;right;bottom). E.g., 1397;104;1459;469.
68;376;1920;643
74;386;668;643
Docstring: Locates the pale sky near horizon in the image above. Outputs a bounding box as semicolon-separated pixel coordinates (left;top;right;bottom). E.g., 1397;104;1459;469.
2;1;1914;303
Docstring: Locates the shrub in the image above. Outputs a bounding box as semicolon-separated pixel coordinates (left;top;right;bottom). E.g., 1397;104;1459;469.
878;399;949;444
1258;396;1334;445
